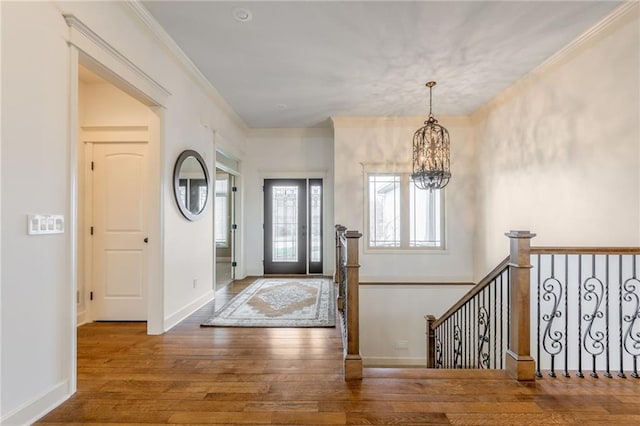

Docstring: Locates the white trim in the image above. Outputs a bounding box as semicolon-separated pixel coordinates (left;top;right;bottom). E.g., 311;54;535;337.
363;169;447;253
472;1;639;120
362;357;425;367
247;127;333;138
331;115;470;128
259;171;328;180
66;16;167;336
64;14;170;107
81;127;149;143
124;1;247;131
77;310;89;327
67;45;80;399
360;275;473;283
1;380;71;426
164;290;215;332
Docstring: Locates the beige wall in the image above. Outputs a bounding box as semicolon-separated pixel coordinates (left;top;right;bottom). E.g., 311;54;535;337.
333;116;476;283
332;116;477;364
472;4;640;280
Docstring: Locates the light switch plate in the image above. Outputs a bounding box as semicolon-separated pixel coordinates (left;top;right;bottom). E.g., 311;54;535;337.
28;214;64;235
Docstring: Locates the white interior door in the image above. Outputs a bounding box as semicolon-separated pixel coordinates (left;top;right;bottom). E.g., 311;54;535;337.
91;142;148;320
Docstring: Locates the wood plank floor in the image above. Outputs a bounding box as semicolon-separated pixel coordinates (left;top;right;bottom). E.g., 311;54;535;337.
37;277;640;425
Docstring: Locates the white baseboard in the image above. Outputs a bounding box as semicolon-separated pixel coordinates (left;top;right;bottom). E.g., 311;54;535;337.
164;290;214;332
216;257;232;262
1;380;71;426
77;310;89;326
362;356;425;368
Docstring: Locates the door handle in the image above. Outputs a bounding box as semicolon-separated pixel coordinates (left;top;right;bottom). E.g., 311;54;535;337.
144;237;149;243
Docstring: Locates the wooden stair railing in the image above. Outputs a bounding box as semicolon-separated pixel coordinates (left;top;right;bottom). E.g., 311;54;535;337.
335;225;363;380
426;230;536;381
428;231;640;382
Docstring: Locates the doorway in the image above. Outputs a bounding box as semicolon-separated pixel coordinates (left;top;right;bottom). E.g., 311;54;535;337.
263;178;323;274
215;168;235;287
86;141;149;321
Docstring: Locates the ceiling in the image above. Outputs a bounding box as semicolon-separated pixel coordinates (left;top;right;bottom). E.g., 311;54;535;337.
141;1;621;129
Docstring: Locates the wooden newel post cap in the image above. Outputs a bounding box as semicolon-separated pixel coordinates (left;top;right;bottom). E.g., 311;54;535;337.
345;230;362;239
504;230;536;239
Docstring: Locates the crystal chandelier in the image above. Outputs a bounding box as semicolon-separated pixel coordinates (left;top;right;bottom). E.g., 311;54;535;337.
411;81;451;190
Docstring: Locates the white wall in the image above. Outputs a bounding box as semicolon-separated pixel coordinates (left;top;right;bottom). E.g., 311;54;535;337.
360;284;471;366
2;3;72;422
243;128;334;276
473;4;640;280
1;1;246;423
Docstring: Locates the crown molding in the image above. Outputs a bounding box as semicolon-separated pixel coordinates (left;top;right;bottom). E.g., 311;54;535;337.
472;1;639;120
331;115;471;129
247;127;334;139
65;14;171;106
123;0;248;133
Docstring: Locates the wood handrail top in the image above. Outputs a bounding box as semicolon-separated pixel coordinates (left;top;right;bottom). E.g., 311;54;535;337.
432;256;510;329
531;246;640;254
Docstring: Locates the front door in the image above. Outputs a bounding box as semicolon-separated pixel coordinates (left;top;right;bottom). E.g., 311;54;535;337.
264;179;307;274
91;142;148;320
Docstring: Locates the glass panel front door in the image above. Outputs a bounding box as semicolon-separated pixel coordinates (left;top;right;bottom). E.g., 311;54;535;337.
264;179;307;274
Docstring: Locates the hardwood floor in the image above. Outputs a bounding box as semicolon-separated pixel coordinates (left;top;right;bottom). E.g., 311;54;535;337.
37;277;640;425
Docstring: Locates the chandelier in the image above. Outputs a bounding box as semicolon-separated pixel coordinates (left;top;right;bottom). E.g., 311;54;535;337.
411;81;451;190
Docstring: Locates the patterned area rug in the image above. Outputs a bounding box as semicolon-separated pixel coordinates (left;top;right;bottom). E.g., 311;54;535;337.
201;278;335;328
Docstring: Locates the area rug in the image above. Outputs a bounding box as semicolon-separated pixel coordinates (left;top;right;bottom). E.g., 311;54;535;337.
201;278;335;328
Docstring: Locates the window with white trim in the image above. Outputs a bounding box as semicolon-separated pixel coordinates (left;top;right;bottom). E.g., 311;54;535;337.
366;171;444;250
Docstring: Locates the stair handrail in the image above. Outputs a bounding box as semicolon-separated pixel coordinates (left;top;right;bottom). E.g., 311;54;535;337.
430;256;510;330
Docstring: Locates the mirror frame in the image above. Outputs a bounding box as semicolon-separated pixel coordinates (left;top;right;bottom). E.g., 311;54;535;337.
173;149;210;221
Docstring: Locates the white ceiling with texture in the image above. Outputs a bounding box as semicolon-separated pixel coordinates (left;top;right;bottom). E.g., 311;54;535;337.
142;1;621;128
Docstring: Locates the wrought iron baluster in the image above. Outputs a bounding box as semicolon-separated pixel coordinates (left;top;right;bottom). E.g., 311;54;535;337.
605;255;612;378
536;254;542;378
577;255;584;378
454;323;463;368
478;305;490;368
622;255;640;379
563;254;569;378
465;301;470;368
541;254;564;378
500;272;504;369
618;255;627;378
435;328;443;368
583;254;605;378
491;279;495;369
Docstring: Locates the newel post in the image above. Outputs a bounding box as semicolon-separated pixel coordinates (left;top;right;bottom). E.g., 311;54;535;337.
425;315;436;368
345;230;363;380
505;230;536;381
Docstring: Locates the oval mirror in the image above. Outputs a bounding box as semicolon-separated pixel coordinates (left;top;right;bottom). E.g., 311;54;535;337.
173;150;210;221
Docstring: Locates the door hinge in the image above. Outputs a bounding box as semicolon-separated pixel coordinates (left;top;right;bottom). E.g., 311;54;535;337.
91;161;94;171
232;224;238;230
231;261;237;267
90;291;94;301
232;186;237;192
90;226;94;235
